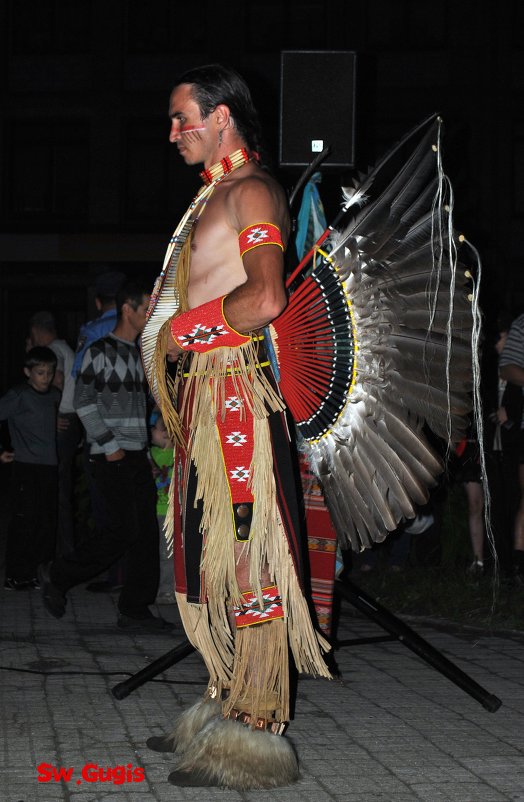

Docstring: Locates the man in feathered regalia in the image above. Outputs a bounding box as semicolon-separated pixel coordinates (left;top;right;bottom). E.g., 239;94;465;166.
142;60;475;789
141;64;331;790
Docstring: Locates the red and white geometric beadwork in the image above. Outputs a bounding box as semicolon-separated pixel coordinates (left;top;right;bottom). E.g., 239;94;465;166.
170;296;250;353
233;585;284;628
238;222;284;258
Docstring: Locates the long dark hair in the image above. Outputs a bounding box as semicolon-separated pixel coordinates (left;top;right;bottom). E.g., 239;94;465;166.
175;64;264;157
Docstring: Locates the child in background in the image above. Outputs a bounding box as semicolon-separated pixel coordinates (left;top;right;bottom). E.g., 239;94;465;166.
149;409;176;604
0;346;60;589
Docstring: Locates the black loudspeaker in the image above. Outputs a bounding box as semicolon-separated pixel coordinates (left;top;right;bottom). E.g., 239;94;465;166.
279;50;356;168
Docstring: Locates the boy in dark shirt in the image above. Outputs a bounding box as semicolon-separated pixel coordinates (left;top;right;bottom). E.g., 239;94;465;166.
0;346;60;589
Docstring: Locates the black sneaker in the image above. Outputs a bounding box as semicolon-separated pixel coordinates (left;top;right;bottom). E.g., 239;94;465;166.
4;577;32;591
86;580;124;593
37;562;67;618
117;612;172;632
168;767;218;787
510;566;524;588
466;559;484;577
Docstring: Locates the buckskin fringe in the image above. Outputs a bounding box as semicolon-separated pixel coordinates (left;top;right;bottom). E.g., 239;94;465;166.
244;417;331;677
190;400;331;683
191;414;245;606
175;592;234;684
149;235;195;449
186;344;286;605
151;319;185;448
173;233;192;317
180;341;285;430
163;458;175;558
223;618;290;722
177;342;331;725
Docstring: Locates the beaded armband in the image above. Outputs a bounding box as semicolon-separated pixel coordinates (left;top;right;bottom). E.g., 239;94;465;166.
238;223;284;258
170;295;250;353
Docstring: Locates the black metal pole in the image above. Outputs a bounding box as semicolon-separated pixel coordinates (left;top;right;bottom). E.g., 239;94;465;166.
111;639;195;700
336;578;502;713
288;145;331;209
111;582;502;714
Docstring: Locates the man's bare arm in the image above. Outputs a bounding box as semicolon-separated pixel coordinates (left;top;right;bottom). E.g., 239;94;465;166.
165;247;286;362
500;364;524;386
53;369;65;392
166;175;289;360
223;175;288;330
223;245;287;331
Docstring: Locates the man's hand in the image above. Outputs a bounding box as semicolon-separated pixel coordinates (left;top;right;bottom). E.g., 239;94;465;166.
500;364;524;387
106;448;126;462
57;414;70;432
53;369;65;392
167;332;183;362
0;450;14;464
497;406;509;425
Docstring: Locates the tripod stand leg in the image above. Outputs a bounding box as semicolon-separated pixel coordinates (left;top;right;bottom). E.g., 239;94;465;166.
111;639;195;700
336;579;501;712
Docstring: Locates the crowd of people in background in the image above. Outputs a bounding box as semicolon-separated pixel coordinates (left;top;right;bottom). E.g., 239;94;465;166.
447;311;523;582
0;270;523;623
0;271;178;632
354;307;524;585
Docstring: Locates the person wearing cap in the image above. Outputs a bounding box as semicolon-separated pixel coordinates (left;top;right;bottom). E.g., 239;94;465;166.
72;271;126;379
29;311;79;558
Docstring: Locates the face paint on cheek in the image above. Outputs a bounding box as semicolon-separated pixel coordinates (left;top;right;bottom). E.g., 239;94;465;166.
180;125;206;143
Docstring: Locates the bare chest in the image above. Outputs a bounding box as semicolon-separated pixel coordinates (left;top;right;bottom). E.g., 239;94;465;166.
187;195;246;306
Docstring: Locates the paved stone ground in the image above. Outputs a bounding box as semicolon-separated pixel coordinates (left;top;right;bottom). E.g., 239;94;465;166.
1;578;523;802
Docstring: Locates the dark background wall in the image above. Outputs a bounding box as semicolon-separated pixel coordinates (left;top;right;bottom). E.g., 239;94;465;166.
1;0;523;389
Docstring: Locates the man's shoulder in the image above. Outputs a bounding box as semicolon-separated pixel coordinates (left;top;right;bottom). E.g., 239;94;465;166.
51;338;75;357
90;334;139;366
223;168;288;233
86;333;115;353
14;384;60;404
504;315;524;352
228;168;284;199
1;383;24;401
79;335;114;374
82;311;117;337
500;317;524;367
509;313;524;333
